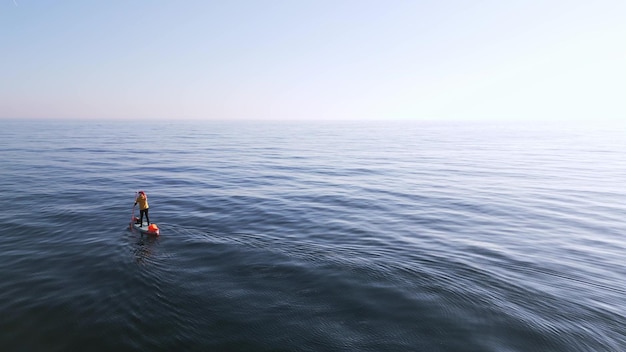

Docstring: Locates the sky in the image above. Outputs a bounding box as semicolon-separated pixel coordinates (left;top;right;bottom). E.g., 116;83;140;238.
1;0;624;121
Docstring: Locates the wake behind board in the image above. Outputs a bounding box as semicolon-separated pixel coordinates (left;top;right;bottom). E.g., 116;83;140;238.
130;218;160;236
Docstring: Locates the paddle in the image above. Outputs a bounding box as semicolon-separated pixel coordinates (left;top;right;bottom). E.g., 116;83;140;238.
130;191;138;228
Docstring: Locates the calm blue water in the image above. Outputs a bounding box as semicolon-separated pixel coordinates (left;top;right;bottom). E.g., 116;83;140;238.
1;120;625;351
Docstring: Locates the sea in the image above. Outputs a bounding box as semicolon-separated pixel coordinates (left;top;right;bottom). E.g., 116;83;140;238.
0;119;624;352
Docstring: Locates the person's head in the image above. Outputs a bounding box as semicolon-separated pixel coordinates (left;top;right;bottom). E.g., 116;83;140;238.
138;191;146;197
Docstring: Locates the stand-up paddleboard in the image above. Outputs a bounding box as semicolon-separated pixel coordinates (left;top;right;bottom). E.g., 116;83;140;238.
130;217;160;236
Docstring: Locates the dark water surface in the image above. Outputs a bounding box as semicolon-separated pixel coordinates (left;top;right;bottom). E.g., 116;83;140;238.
1;120;625;351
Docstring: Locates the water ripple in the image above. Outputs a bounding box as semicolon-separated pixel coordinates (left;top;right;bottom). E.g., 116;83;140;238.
1;120;625;351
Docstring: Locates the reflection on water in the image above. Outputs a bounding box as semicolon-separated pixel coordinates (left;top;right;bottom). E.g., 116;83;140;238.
130;230;159;265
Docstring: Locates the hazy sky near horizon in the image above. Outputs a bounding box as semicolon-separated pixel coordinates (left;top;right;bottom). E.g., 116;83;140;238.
1;0;624;121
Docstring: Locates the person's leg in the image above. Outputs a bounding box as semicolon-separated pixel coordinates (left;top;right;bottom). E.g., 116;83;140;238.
145;208;150;225
139;209;145;226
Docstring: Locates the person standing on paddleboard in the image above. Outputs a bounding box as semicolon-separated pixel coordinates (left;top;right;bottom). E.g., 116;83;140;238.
134;191;150;227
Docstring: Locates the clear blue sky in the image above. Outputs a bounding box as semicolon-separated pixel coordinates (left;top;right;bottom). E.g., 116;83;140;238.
1;0;624;121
